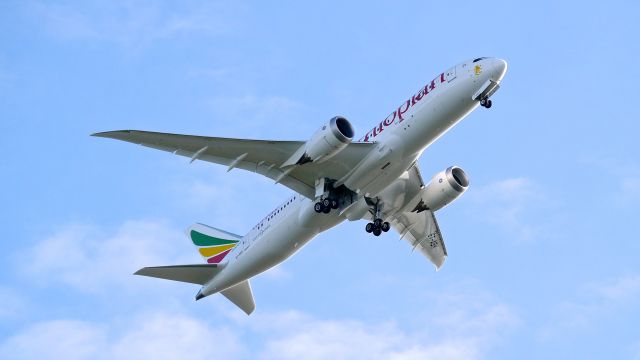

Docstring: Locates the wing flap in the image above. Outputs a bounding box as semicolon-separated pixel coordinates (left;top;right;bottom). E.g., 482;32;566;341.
391;209;448;270
134;264;220;285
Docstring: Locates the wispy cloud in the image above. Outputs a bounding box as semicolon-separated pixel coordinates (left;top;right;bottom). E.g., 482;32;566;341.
579;155;640;206
206;94;307;138
19;220;195;294
233;283;519;360
619;177;640;202
539;274;640;339
6;214;520;359
26;1;239;48
1;297;516;360
0;286;26;319
0;312;243;360
466;177;547;242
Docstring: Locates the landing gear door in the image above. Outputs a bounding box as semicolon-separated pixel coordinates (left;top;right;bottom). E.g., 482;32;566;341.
445;66;457;82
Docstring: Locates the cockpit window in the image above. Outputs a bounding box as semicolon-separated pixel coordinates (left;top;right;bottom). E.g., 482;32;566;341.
473;57;488;63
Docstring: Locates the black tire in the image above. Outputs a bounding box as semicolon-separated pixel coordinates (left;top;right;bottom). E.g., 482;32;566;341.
480;98;487;107
373;228;382;236
374;218;383;227
365;223;374;233
322;205;331;214
381;222;390;232
322;198;331;208
314;202;323;213
331;199;339;209
486;99;493;108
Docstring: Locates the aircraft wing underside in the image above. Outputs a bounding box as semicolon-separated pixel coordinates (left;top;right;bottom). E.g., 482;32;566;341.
391;209;448;270
93;130;375;199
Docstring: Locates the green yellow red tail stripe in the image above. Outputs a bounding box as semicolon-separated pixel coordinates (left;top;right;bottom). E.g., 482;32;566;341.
188;223;241;264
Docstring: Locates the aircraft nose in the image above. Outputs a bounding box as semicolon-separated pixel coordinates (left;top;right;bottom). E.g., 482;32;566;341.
492;58;508;82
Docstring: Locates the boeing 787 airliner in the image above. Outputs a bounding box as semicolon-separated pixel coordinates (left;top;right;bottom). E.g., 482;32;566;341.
94;57;508;314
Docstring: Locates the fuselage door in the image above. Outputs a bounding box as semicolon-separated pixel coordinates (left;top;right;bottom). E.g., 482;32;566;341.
445;66;457;82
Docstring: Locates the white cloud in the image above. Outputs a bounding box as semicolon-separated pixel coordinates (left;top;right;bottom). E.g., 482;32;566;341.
539;275;640;339
111;312;243;360
0;286;27;319
632;340;640;360
467;177;545;242
207;94;307;138
0;320;107;360
0;305;514;360
250;302;516;360
578;156;640;206
0;312;243;360
20;220;195;294
8;217;518;359
619;177;640;202
27;1;238;47
589;275;640;302
237;284;519;360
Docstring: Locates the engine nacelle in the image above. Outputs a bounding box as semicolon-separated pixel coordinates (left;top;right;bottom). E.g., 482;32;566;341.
298;116;354;164
416;166;470;212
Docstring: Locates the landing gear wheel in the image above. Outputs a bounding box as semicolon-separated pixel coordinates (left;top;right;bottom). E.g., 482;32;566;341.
480;98;487;107
322;198;331;208
485;99;492;108
373;228;382;236
330;199;339;209
381;222;390;232
365;223;374;233
322;205;331;214
314;202;323;213
373;218;383;227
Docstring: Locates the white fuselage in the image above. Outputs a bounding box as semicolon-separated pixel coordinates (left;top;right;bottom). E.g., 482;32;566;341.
201;57;507;296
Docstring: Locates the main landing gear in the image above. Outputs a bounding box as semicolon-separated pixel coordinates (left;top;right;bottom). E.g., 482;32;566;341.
314;197;339;214
479;96;493;108
365;218;390;237
364;198;390;237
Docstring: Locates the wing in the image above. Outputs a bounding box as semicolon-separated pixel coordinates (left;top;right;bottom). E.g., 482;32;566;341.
93;130;375;198
391;209;448;270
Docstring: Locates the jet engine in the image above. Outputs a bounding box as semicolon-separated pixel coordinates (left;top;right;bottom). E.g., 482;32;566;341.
297;116;354;164
414;166;470;212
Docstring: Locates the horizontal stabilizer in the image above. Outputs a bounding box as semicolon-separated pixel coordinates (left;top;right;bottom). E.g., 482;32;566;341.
134;264;220;285
221;280;255;315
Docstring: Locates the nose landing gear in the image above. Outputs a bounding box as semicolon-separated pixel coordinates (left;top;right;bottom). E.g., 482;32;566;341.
480;97;493;108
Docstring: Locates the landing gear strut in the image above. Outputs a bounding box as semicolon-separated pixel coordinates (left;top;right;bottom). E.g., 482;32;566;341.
365;199;390;236
480;97;493;108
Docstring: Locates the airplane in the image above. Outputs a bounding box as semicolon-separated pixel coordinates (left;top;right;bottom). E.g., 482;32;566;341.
93;57;508;315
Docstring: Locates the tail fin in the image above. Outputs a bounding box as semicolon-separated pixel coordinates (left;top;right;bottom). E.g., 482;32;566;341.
188;223;242;264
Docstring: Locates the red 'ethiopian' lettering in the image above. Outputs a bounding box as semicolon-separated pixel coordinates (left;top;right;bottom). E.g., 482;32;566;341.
397;100;411;121
359;72;446;142
383;111;396;126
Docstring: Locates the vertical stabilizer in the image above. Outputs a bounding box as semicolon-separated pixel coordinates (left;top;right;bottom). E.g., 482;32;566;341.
221;280;256;315
188;223;241;264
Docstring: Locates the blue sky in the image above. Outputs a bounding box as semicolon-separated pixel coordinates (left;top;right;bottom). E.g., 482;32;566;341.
1;0;639;359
